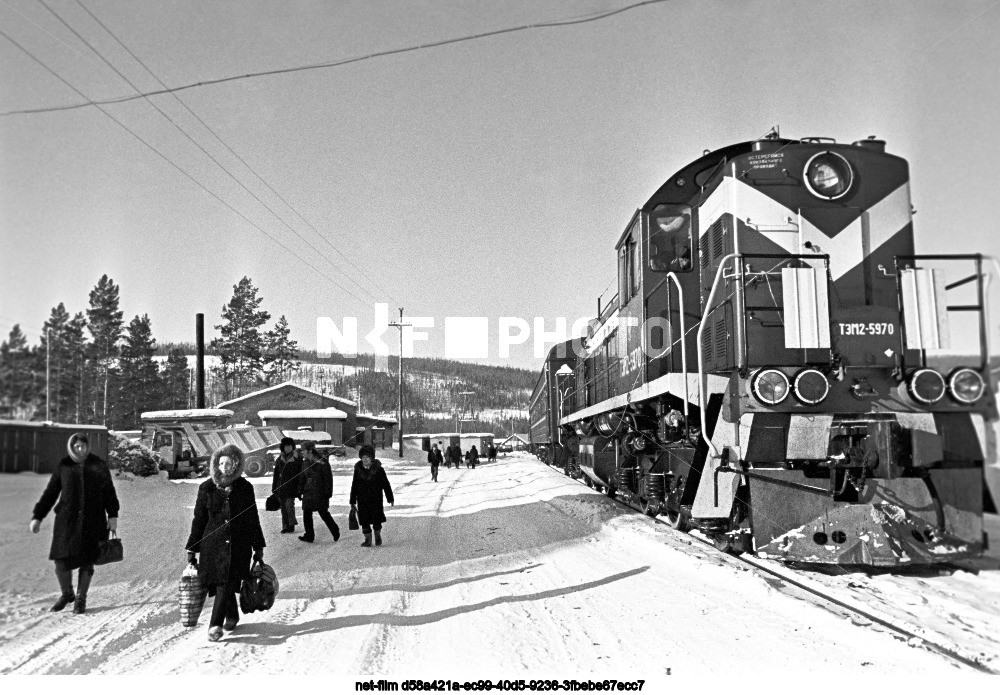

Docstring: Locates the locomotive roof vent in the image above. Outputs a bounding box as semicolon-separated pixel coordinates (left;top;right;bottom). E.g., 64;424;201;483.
852;136;886;152
752;139;783;152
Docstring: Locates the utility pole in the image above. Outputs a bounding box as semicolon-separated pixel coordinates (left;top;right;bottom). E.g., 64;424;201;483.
388;307;410;457
45;327;51;422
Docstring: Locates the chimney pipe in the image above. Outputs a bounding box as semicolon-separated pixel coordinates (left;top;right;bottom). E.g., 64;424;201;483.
196;313;206;408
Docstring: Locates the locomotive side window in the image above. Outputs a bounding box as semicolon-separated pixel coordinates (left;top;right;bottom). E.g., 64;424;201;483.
619;217;642;308
647;204;692;272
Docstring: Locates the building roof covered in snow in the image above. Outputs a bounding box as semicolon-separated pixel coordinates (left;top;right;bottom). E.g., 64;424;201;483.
141;409;234;420
259;408;347;420
217;381;356;408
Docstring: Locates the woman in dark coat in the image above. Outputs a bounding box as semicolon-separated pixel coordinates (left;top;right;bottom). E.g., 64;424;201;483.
30;432;120;614
349;444;394;547
186;444;266;642
271;436;301;533
298;441;340;543
469;445;479;469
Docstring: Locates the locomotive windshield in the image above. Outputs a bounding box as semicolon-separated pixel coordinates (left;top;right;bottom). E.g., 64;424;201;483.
647;204;692;272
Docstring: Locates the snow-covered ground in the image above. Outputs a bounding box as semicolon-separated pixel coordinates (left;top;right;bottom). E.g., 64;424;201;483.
1;452;999;681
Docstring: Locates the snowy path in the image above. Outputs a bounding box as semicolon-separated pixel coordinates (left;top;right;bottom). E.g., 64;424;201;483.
1;453;997;676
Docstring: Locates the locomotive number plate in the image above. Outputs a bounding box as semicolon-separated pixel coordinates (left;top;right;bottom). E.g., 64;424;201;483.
837;322;895;336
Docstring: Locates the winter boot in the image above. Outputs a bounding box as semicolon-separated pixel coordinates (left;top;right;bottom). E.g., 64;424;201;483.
331;522;340;542
208;625;224;642
51;569;75;612
374;530;383;547
73;568;93;614
361;531;373;547
298;534;315;543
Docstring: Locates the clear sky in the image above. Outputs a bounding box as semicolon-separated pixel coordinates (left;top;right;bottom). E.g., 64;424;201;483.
2;0;999;371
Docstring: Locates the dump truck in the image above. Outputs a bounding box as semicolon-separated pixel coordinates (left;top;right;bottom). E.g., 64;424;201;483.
143;422;284;478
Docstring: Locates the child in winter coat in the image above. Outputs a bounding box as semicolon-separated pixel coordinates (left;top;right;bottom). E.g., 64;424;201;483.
349;444;394;547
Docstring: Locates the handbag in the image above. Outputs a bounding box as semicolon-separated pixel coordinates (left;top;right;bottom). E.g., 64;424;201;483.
265;493;281;512
178;562;207;627
95;530;124;565
348;507;359;531
239;560;278;614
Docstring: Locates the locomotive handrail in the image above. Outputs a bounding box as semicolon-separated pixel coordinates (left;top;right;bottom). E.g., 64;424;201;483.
697;253;738;459
666;271;689;435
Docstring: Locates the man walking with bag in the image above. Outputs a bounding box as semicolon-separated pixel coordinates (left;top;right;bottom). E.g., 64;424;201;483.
298;442;340;543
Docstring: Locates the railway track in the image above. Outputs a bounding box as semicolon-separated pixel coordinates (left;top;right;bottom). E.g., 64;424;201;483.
545;461;999;675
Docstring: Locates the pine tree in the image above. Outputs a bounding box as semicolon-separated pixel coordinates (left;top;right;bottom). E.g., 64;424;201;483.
116;314;161;429
211;276;271;398
87;275;124;424
0;325;38;419
160;348;190;410
263;315;300;385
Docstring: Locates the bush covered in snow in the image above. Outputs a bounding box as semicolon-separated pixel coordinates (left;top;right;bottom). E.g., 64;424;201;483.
108;436;161;477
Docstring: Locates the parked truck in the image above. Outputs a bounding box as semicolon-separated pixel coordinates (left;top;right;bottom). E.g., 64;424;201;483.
140;409;284;478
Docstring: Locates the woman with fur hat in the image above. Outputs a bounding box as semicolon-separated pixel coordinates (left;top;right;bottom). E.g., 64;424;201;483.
271;436;301;533
185;444;266;642
349;444;394;547
30;432;120;614
298;441;340;543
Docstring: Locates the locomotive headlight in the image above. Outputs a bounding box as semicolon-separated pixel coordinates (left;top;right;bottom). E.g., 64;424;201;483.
751;369;790;405
793;368;830;405
804;151;854;200
907;368;946;404
948;368;985;404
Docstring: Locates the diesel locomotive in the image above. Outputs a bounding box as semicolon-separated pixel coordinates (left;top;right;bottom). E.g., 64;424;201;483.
530;131;998;567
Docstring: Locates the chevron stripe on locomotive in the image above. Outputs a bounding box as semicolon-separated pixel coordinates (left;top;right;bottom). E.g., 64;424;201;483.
531;133;999;567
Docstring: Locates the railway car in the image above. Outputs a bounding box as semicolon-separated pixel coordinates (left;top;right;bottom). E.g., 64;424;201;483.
529;339;578;470
541;131;998;567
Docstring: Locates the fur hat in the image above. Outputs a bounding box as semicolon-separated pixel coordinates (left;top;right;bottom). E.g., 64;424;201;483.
66;433;89;463
279;436;296;451
210;443;245;488
358;444;376;460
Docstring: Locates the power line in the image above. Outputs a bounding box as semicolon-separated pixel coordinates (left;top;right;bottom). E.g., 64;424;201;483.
74;0;398;308
1;0;672;117
0;25;377;311
35;0;392;310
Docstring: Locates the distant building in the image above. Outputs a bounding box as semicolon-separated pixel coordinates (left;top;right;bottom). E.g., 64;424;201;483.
1;421;109;474
355;414;397;449
217;382;357;435
259;408;347;445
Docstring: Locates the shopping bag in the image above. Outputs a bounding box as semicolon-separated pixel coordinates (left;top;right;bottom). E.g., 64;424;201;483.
239;561;278;614
95;531;124;565
178;562;207;627
348;507;359;531
265;493;281;512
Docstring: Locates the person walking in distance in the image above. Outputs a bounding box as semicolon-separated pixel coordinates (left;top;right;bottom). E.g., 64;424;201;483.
186;444;266;642
271;437;301;533
298;442;340;543
30;433;120;615
349;444;394;547
451;443;463;470
469;445;479;469
441;441;450;469
428;442;442;482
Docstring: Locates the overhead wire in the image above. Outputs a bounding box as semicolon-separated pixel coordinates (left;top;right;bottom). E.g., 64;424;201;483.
34;0;393;312
0;26;379;313
72;0;401;309
0;0;673;117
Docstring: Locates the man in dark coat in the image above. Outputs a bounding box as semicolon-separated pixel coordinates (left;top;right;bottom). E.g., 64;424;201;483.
428;443;442;482
298;442;340;543
186;444;266;642
450;444;463;469
31;432;120;614
349;444;394;547
469;445;479;469
271;437;301;533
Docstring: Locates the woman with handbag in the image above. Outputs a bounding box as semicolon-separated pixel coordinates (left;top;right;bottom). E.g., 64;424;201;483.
349;444;394;547
29;432;120;615
185;444;266;642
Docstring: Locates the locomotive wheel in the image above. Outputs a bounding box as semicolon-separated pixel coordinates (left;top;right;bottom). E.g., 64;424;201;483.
664;508;689;532
640;498;660;518
245;455;267;478
712;533;733;553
